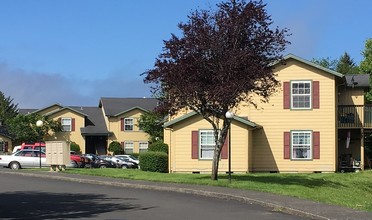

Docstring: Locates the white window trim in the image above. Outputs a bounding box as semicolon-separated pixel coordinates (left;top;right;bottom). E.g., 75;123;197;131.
199;130;215;160
61;117;72;131
291;131;312;160
124;141;134;153
139;141;148;153
291;81;312;110
124;118;134;131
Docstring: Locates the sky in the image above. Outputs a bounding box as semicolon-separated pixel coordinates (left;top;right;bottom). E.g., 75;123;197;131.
0;0;371;109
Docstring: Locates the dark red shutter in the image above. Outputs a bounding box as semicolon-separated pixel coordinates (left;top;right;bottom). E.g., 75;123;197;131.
71;118;75;131
191;131;199;159
313;131;320;159
283;82;290;109
4;142;8;153
284;132;290;159
313;81;320;109
120;118;124;131
221;135;228;159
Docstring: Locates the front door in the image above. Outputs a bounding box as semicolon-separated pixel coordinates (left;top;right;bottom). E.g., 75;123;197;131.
85;136;107;155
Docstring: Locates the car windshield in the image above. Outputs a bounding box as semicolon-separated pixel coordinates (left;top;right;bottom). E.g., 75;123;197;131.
129;155;138;160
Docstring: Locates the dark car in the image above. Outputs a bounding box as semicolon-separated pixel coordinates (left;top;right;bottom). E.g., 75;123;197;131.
87;154;116;168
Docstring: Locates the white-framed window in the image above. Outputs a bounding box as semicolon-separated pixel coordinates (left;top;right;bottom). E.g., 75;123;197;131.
199;130;215;159
291;131;312;159
124;118;134;131
139;141;148;153
291;81;311;109
124;141;134;154
0;141;4;152
61;118;72;131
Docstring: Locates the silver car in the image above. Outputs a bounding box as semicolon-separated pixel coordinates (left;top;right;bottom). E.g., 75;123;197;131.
0;149;47;170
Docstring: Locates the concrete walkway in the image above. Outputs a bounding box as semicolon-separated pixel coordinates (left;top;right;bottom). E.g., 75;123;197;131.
2;169;371;220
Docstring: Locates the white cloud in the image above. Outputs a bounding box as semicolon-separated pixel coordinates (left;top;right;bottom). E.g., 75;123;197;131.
0;63;152;109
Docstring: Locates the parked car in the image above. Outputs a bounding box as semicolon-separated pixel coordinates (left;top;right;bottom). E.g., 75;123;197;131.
0;149;77;170
100;155;138;169
70;151;87;168
88;154;116;168
0;149;47;169
115;155;139;165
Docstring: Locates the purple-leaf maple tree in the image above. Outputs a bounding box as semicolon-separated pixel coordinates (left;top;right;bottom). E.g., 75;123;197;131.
144;0;290;180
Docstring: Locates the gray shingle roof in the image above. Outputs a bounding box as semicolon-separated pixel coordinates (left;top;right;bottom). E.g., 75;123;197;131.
69;106;111;136
18;109;37;115
345;74;370;88
99;97;157;117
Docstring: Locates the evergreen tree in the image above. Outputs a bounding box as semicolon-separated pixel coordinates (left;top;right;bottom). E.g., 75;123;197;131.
336;52;358;74
311;57;338;70
0;91;18;125
360;38;372;74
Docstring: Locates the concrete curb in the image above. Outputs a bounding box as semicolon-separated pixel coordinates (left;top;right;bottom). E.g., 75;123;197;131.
2;170;328;220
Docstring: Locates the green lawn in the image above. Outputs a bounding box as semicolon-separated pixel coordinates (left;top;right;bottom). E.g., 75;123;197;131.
66;168;372;212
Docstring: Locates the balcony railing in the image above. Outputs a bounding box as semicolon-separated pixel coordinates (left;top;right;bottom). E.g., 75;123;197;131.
338;105;372;128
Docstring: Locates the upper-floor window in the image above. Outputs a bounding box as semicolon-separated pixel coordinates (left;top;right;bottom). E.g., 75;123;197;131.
199;130;215;159
124;118;134;131
291;81;311;109
292;131;312;159
61;118;72;131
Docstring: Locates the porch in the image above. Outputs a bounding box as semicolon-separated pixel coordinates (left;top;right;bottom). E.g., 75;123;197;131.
338;105;372;128
337;105;372;171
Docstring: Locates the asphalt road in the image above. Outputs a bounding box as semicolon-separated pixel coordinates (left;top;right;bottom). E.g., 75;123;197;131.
0;171;310;220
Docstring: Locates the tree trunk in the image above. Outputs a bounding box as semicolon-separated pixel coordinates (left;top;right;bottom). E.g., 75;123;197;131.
211;122;229;181
211;145;221;180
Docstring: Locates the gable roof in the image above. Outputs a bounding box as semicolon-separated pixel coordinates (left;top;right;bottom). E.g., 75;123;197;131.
31;103;64;115
69;106;112;136
271;54;344;78
99;97;158;117
43;106;88;117
164;111;260;128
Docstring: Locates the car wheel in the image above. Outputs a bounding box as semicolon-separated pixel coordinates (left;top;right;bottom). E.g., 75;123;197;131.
99;164;107;168
10;162;20;170
121;165;128;169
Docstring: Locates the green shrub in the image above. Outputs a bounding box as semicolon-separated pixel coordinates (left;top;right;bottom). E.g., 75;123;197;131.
148;142;168;154
70;142;81;153
131;153;140;158
139;151;168;173
109;141;124;155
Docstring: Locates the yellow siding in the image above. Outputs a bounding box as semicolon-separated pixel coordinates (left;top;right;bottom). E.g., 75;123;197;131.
168;115;251;173
338;87;365;105
239;59;336;172
165;58;340;173
108;109;150;153
46;110;86;154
